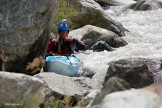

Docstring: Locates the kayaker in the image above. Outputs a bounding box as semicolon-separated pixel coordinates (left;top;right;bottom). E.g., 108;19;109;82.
46;21;85;56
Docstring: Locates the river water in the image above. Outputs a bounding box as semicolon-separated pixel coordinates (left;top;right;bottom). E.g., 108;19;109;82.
75;2;162;84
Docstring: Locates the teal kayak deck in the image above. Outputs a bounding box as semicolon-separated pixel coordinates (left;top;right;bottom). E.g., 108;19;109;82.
44;55;82;77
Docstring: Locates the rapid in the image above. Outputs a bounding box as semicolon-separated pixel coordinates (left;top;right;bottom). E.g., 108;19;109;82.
75;2;162;83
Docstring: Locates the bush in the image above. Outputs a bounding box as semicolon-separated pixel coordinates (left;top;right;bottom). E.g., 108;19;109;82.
52;0;79;34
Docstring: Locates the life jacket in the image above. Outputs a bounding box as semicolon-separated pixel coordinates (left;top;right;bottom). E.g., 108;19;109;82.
46;38;86;56
54;38;74;55
46;39;56;57
46;38;74;56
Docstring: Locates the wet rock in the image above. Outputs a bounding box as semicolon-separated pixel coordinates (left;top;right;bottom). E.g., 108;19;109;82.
105;58;162;88
127;0;162;10
69;25;127;49
67;0;127;36
99;35;128;48
0;0;58;74
93;41;114;52
116;21;130;36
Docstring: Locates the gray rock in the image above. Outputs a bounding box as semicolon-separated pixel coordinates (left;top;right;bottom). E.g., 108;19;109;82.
99;35;128;48
93;41;114;52
105;58;162;88
35;73;102;105
80;67;95;78
91;77;130;106
78;90;100;107
69;25;127;49
0;71;47;108
67;0;127;36
126;0;162;10
0;0;58;74
91;89;162;108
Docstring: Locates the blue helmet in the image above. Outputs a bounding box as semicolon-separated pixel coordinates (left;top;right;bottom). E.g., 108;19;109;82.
58;23;69;31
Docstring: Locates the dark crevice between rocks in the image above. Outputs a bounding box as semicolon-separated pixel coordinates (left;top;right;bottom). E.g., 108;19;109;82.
1;28;50;75
26;28;50;75
50;91;83;107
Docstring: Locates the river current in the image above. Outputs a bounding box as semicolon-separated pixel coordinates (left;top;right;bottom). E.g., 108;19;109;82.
75;2;162;83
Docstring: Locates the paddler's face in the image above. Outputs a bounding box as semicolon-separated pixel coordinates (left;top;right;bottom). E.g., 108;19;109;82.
59;30;68;38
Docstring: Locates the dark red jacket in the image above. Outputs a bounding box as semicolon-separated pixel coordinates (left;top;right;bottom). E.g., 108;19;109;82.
46;39;56;56
46;38;74;56
46;37;85;56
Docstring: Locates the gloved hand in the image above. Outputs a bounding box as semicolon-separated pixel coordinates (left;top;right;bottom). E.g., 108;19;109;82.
73;38;78;44
58;37;63;44
64;37;74;43
73;38;86;51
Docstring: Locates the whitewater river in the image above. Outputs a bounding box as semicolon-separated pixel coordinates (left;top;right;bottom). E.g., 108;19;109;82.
75;3;162;84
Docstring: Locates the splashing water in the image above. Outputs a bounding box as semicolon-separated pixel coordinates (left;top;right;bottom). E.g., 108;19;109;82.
105;6;162;58
75;5;162;83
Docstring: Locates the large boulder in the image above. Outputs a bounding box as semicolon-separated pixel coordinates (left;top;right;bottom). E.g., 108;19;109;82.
99;34;128;48
69;25;128;49
35;73;101;96
91;77;130;106
91;74;162;108
91;89;162;108
35;72;101;106
128;0;162;10
67;0;128;36
0;72;50;108
105;58;162;88
0;0;58;74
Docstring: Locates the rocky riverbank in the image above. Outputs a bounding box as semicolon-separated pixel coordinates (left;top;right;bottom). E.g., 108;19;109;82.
1;0;162;108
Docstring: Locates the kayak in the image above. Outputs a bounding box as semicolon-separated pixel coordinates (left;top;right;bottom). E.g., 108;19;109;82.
43;55;82;77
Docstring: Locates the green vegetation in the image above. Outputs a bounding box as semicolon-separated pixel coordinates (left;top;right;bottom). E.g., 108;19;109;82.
51;0;79;34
